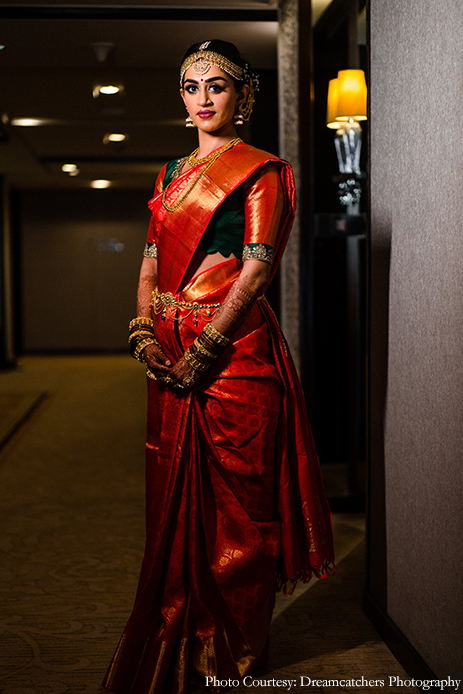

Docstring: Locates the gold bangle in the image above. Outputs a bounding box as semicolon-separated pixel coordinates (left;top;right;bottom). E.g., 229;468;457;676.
193;337;217;361
133;338;157;362
129;316;154;331
184;346;209;373
203;323;230;347
130;333;161;348
128;329;156;343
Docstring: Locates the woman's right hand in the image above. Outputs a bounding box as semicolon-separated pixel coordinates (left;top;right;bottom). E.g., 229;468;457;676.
143;342;172;377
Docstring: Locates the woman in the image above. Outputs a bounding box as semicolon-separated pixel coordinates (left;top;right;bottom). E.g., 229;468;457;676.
103;40;334;694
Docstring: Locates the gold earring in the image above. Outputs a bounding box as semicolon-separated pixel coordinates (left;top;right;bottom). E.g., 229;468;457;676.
234;110;244;126
185;115;195;128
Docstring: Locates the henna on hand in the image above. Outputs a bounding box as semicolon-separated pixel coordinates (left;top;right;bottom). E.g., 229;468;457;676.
212;267;266;339
219;284;256;322
169;356;200;389
144;342;172;375
136;257;158;315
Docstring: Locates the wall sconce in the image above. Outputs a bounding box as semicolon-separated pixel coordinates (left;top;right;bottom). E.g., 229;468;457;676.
326;69;367;213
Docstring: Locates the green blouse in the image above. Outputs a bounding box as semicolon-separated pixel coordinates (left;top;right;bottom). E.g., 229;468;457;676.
163;158;246;259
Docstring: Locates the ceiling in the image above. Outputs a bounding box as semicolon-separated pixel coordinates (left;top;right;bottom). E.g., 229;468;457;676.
0;1;331;190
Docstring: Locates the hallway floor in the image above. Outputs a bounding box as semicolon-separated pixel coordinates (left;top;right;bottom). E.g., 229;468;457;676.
0;356;419;694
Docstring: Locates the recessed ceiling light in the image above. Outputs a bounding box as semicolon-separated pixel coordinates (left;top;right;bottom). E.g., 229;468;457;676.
91;179;111;189
62;163;78;173
103;132;127;144
10;118;47;127
93;84;124;98
99;85;120;95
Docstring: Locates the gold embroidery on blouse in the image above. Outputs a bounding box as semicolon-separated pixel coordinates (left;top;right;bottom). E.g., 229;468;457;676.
242;243;274;264
143;242;158;259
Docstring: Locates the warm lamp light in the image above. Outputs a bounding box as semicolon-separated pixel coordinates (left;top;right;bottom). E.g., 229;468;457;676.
325;69;367;213
326;78;341;129
335;69;367;122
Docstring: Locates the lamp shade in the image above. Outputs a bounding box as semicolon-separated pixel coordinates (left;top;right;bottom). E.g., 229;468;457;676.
335;69;367;121
326;78;341;129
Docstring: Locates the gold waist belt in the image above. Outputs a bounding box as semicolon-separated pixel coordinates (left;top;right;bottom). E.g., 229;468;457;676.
151;289;222;326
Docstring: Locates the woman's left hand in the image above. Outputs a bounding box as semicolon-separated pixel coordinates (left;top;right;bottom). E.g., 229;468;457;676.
169;355;199;391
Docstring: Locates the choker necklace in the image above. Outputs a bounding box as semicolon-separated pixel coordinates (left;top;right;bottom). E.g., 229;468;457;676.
161;138;242;212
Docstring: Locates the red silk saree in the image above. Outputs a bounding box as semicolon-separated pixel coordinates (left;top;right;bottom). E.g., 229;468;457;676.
103;143;335;694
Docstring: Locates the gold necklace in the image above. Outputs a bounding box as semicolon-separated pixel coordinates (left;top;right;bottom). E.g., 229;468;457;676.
161;138;242;213
188;137;242;166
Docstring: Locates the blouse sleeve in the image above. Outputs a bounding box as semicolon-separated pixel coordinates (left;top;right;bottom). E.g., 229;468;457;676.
144;164;168;259
242;162;284;265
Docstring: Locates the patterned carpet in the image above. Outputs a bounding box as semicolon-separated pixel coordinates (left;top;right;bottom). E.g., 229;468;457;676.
0;357;419;694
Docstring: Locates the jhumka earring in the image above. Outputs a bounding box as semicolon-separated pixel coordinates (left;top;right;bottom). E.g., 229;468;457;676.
185;115;195;128
234;109;244;126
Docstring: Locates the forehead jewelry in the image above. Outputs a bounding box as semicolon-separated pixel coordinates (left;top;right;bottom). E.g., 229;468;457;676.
191;40;212;78
192;57;212;77
180;43;243;86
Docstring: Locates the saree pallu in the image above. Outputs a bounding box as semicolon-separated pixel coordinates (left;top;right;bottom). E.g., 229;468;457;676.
102;260;334;694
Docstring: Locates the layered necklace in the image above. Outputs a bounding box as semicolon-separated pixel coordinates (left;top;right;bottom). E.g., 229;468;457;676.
161;137;242;212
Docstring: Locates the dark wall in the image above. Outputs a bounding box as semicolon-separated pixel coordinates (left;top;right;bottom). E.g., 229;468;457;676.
19;188;151;352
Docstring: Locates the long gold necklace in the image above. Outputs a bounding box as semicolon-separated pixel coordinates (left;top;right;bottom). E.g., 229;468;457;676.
161;137;242;212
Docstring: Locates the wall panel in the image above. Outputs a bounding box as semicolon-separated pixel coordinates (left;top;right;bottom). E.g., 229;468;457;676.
369;0;463;679
21;188;150;351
